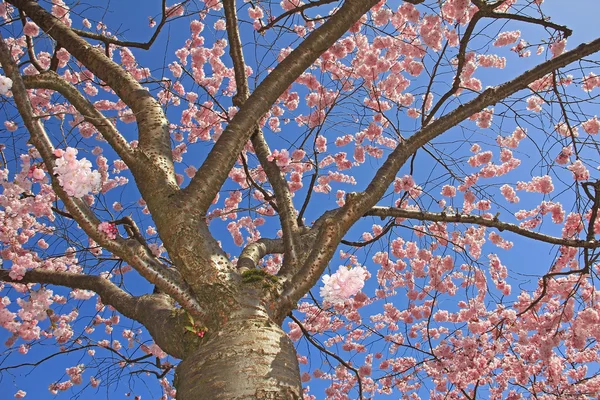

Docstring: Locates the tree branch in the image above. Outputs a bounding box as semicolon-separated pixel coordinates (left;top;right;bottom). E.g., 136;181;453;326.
276;36;600;315
70;0;179;51
365;206;600;249
238;238;284;272
184;0;381;213
257;0;338;33
7;0;178;191
0;34;205;322
22;72;136;166
223;0;300;269
0;269;196;359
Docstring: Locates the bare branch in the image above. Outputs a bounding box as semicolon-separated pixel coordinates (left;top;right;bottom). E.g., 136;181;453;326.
70;0;181;51
365;206;600;249
489;12;572;38
257;0;338;33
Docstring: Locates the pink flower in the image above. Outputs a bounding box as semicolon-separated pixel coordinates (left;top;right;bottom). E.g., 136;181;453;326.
214;19;226;30
281;0;303;12
555;146;573;165
267;149;290;168
248;6;264;19
441;185;456;197
500;184;519;203
582;73;600;92
4;121;17;132
494;31;520;47
320;266;367;304
568;160;590;181
315;135;327;153
550;39;566;58
98;222;118;239
582;116;600;134
53;147;102;198
23;21;39;36
0;75;13;95
31;168;45;180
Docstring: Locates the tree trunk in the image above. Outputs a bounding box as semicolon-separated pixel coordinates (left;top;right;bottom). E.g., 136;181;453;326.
174;313;302;399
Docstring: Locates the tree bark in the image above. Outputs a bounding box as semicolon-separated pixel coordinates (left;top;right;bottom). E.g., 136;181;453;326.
174;311;301;399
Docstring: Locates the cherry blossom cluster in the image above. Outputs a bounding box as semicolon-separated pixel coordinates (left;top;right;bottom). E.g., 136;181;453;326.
52;148;102;198
320;266;368;304
0;74;12;95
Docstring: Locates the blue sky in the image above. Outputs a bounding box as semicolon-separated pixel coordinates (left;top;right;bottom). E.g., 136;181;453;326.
1;0;599;399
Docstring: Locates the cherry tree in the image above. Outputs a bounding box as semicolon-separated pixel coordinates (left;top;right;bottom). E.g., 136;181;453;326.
0;0;600;398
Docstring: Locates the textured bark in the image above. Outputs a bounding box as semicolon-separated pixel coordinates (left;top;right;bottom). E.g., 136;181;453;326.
175;311;301;400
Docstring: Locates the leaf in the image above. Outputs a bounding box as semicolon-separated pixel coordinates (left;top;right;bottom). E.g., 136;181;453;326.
184;325;197;334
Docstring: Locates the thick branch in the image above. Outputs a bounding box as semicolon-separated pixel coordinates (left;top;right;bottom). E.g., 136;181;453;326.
8;0;177;189
238;238;284;272
0;269;196;359
22;72;136;166
0;35;205;321
185;0;380;212
277;37;600;314
0;269;142;318
365;207;600;249
223;0;300;268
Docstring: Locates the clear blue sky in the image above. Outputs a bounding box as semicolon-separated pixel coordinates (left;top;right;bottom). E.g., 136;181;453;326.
1;1;599;399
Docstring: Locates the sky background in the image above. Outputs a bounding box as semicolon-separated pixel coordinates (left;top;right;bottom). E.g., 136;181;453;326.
0;0;599;399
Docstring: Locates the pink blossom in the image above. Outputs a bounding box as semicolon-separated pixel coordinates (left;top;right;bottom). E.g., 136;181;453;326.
320;266;367;304
267;149;290;168
550;39;567;58
500;184;519;203
526;96;544;112
420;15;443;51
567;160;590;181
516;175;554;194
280;0;302;12
555;146;572;165
441;185;456;197
23;21;39;37
582;116;600;134
582;73;600;92
4;121;17;132
494;31;520;47
475;108;494;128
0;75;13;94
53;147;102;198
248;6;264;20
214;19;226;30
315;135;327;153
98;222;118;239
